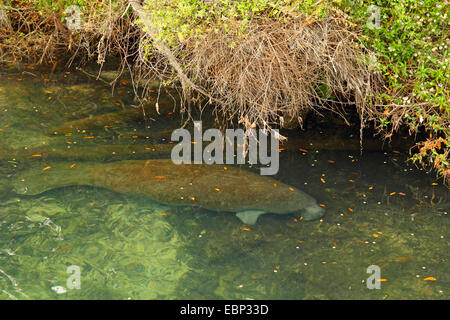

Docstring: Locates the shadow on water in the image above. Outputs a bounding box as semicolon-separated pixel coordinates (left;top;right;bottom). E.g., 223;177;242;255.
0;66;448;299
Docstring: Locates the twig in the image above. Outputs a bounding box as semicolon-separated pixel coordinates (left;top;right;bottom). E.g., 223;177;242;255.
75;67;110;85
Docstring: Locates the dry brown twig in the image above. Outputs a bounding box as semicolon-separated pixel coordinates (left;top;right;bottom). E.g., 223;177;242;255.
130;2;381;134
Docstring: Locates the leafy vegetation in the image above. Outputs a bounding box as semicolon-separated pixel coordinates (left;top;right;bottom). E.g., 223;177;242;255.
143;0;330;45
340;0;449;179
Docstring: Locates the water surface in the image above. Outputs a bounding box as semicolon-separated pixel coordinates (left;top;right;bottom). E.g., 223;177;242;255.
0;66;448;299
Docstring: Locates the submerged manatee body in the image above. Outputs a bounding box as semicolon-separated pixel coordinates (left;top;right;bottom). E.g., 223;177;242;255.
12;160;324;224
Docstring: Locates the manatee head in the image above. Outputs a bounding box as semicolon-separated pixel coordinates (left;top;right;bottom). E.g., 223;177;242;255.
301;203;325;221
270;187;326;221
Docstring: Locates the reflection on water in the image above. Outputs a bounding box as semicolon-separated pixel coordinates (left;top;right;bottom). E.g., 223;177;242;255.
0;66;448;299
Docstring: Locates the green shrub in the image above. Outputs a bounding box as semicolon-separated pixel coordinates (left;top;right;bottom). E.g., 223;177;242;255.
339;0;448;179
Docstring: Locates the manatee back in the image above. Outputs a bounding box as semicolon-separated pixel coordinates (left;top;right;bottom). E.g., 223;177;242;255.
11;162;93;195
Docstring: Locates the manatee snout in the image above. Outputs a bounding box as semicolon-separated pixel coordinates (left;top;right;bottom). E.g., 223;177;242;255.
301;203;325;221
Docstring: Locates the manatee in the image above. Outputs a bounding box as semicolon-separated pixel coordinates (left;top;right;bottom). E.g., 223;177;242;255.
12;160;324;224
0;142;221;162
46;94;181;136
45;107;159;136
0;144;175;162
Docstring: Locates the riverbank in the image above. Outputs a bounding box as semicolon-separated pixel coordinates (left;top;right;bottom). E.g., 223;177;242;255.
0;0;448;182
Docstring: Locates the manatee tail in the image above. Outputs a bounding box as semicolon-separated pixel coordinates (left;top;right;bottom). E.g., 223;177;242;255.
12;162;93;195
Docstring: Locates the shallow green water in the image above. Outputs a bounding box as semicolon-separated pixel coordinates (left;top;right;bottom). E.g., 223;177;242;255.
0;65;448;299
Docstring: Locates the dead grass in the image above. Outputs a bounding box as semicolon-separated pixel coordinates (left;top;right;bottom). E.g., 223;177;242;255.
142;8;383;136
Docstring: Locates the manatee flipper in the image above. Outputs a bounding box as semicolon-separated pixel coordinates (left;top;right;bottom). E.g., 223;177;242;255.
235;210;266;225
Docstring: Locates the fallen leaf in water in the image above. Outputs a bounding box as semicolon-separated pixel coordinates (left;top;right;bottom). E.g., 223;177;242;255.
394;257;409;262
